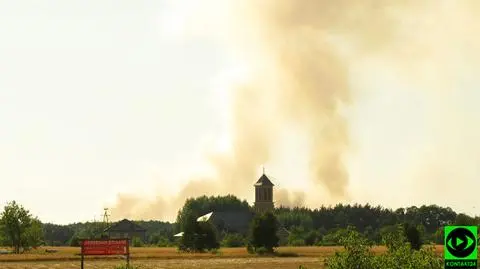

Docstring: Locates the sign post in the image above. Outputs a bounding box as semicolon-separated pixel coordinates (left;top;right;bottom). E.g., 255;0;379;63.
80;238;130;269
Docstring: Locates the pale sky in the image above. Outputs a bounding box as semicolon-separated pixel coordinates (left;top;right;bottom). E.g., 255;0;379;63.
1;1;479;224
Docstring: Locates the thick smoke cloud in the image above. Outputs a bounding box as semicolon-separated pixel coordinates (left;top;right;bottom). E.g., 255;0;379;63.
110;0;480;221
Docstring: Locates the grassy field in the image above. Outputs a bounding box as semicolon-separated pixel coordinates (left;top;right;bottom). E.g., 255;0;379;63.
0;245;445;269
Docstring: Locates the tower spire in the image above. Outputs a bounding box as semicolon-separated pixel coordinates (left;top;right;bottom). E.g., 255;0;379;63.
262;165;265;175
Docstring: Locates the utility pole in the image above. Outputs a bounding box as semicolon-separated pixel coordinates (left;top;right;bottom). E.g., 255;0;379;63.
103;208;110;225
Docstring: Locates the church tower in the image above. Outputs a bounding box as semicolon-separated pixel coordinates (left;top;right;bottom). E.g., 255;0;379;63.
254;168;274;213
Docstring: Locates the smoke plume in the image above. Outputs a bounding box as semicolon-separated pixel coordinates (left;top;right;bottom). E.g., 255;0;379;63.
110;1;480;221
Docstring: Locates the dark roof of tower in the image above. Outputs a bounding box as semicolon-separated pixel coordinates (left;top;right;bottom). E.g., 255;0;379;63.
254;174;274;187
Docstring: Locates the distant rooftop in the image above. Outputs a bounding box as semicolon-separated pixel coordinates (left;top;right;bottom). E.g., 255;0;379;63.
104;219;146;233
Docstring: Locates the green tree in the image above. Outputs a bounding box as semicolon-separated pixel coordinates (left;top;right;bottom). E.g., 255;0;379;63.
454;213;476;226
22;218;44;249
178;211;197;251
197;221;220;250
175;195;251;234
178;210;219;252
0;201;42;253
403;223;422;250
0;227;6;246
432;228;444;244
321;228;352;246
324;226;375;269
43;223;75;246
247;212;279;253
288;226;306;246
305;230;320;246
324;226;443;269
380;224;405;251
69;234;80;247
132;237;144;247
155;235;173;247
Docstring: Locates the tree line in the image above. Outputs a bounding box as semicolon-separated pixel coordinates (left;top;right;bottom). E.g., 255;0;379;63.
275;203;478;246
1;196;479;251
174;195;479;248
43;220;175;247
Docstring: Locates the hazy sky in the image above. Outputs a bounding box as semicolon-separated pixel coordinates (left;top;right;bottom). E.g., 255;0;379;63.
1;1;479;224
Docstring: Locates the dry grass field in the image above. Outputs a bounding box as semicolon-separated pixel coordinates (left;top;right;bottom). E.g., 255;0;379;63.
0;245;445;269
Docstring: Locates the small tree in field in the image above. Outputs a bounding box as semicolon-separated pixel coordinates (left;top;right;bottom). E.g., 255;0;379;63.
21;218;44;249
178;210;219;252
403;223;422;250
0;201;43;253
247;212;279;254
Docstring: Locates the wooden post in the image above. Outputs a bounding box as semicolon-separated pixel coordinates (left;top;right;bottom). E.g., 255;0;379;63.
126;238;130;268
80;240;84;269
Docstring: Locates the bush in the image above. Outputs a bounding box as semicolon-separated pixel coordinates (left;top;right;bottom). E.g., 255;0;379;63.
221;233;245;247
247;212;279;254
68;235;80;247
155;236;172;247
132;237;143;247
305;230;321;246
325;226;443;269
178;212;219;252
289;239;305;246
319;228;351;246
403;223;422;250
324;226;375;269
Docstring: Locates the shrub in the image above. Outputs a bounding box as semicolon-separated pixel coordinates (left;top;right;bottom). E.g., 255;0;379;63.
68;235;80;247
178;212;219;252
403;223;422;250
324;226;375;269
325;226;443;269
305;230;321;246
289;239;306;246
132;237;143;247
221;233;245;247
155;236;172;247
320;228;351;246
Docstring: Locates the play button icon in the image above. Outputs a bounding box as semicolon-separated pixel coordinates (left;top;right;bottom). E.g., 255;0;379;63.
456;237;464;247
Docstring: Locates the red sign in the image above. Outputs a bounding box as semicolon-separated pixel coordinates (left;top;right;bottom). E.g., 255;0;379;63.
81;239;128;256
